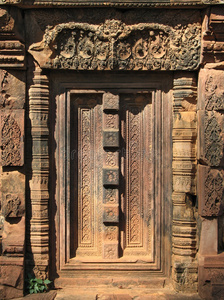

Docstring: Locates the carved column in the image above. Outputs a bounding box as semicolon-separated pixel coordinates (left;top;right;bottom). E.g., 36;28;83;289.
172;73;198;292
27;67;49;279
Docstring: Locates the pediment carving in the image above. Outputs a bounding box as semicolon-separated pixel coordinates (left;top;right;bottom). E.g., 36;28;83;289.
29;19;201;71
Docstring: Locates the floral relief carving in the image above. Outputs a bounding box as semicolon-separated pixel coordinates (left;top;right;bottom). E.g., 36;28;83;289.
29;19;201;71
1;113;23;166
3;194;23;218
103;188;117;204
80;109;92;245
203;169;224;217
128;108;141;244
104;226;118;241
204;112;223;167
205;76;224;111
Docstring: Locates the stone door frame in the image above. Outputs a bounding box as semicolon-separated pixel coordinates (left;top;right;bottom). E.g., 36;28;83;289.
28;67;198;289
53;72;172;280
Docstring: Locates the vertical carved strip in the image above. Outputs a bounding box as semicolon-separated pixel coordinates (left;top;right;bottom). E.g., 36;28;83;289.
122;93;153;257
79;108;93;246
127;107;142;246
172;74;198;292
73;95;102;257
102;93;119;259
28;67;49;279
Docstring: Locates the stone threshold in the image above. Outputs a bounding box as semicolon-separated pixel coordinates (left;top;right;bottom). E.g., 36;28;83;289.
14;288;202;300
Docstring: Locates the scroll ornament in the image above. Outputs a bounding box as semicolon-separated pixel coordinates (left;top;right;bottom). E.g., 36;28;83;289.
29;19;201;71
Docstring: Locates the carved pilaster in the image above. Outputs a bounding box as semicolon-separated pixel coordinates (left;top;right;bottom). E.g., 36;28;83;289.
28;67;49;279
172;74;198;292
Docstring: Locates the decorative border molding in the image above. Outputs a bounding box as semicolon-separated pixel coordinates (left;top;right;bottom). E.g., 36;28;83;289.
1;0;222;7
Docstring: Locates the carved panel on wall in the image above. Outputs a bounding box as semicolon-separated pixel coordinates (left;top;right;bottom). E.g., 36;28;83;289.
198;165;224;217
205;75;224;111
71;93;102;257
0;110;24;166
2;193;24;218
120;94;153;254
198;110;223;167
198;70;224;111
29;19;201;71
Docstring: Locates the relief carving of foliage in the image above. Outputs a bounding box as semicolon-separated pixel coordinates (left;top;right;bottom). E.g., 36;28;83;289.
30;19;201;71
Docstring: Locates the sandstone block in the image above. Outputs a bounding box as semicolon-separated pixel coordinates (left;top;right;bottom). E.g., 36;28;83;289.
199;253;224;300
198;69;224;111
0;110;24;166
197;110;224;167
198;165;224;217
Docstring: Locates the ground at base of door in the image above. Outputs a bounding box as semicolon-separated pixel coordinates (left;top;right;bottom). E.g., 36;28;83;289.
15;288;202;300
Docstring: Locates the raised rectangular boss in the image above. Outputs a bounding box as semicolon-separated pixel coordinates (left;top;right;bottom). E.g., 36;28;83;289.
103;130;119;148
103;168;119;185
103;93;119;111
103;205;119;223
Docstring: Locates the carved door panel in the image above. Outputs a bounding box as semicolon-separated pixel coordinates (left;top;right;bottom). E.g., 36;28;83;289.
68;90;155;264
56;74;172;274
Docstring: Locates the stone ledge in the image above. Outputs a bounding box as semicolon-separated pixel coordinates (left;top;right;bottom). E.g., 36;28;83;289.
199;253;224;299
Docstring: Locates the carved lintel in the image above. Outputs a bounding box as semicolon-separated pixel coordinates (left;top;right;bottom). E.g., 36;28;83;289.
0;110;24;166
11;0;213;8
29;19;201;71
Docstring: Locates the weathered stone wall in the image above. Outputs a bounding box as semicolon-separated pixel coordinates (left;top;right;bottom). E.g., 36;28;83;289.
0;8;25;298
198;6;224;298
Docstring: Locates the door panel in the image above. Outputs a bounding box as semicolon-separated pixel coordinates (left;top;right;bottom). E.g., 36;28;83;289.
55;73;172;274
70;91;154;262
121;93;153;259
70;94;103;258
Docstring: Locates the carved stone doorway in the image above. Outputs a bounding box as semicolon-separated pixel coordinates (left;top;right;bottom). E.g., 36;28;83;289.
51;72;172;285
